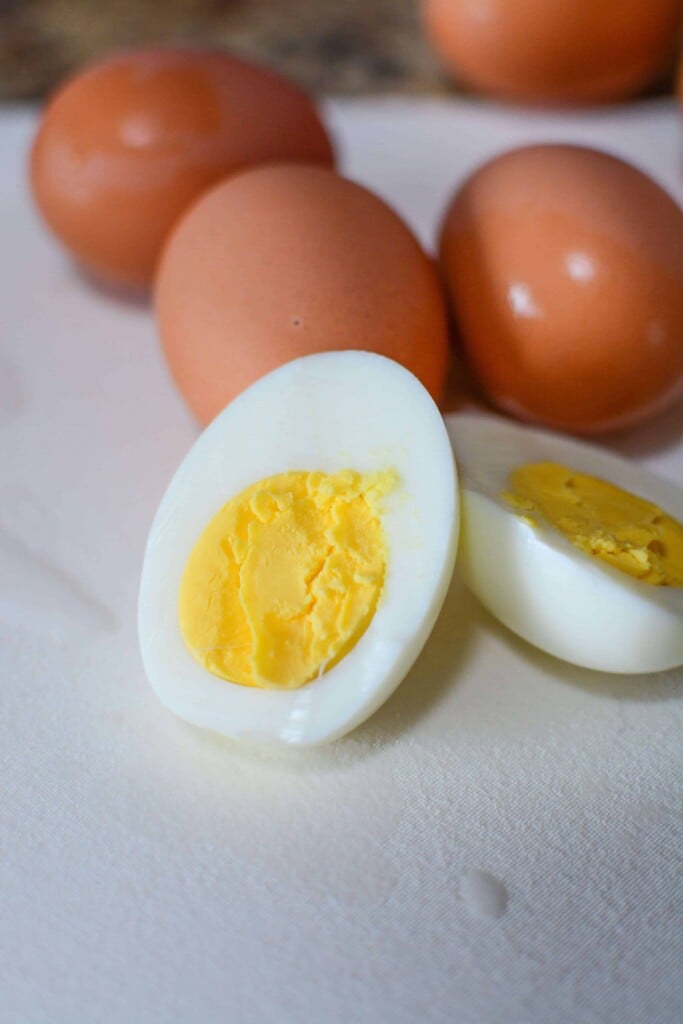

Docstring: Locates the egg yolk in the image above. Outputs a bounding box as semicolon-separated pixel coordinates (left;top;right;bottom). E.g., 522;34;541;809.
503;462;683;586
179;469;396;689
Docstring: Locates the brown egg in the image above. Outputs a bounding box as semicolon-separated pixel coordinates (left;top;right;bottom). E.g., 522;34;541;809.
422;0;682;104
155;164;449;424
438;144;683;434
30;49;334;289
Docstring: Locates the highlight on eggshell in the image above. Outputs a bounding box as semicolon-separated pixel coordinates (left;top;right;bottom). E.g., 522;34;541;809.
421;0;683;105
154;162;450;425
447;412;683;675
29;47;334;289
438;144;683;434
138;351;459;746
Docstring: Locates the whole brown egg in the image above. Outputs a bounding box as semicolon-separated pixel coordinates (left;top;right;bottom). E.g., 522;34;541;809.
438;144;683;434
30;49;334;289
422;0;683;104
155;164;450;424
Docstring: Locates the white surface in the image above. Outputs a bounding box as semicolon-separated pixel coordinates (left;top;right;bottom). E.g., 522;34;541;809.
1;100;682;1024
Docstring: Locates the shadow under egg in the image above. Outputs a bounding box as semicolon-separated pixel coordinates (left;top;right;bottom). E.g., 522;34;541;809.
596;396;683;459
68;261;151;309
347;573;483;748
475;598;683;704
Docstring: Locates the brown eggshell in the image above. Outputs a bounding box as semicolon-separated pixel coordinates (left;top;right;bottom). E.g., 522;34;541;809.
439;144;683;434
30;49;334;289
155;164;449;424
422;0;683;104
441;345;491;415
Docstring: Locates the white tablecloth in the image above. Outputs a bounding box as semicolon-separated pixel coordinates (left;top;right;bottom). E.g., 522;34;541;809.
1;99;681;1024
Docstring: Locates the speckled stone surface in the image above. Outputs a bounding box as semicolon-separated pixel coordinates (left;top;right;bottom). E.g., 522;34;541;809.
0;0;451;100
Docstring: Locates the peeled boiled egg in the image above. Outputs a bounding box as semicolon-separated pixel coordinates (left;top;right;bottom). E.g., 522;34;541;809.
30;48;334;289
439;144;683;434
155;163;450;424
138;352;458;745
447;413;683;674
421;0;682;104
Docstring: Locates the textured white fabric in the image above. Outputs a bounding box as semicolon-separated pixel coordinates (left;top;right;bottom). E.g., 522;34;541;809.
0;101;681;1024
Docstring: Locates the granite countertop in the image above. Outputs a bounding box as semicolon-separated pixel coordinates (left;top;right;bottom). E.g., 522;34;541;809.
0;0;449;101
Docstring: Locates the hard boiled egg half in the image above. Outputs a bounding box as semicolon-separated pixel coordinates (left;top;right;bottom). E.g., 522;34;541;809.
447;413;683;674
139;352;458;745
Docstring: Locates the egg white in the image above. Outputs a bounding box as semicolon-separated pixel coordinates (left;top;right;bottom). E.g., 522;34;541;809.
139;352;458;745
446;412;683;674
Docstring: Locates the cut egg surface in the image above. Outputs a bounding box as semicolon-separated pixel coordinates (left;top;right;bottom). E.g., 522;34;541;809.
139;352;458;745
446;413;683;674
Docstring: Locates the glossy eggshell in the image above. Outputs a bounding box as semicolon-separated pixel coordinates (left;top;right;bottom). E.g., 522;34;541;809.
155;164;450;424
422;0;682;104
30;49;334;288
438;145;683;434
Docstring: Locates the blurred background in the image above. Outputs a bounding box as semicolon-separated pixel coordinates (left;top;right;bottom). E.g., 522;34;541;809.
0;0;447;100
2;0;680;103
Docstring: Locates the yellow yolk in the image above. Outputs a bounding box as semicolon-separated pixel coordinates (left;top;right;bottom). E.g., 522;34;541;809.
179;469;396;689
503;462;683;586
